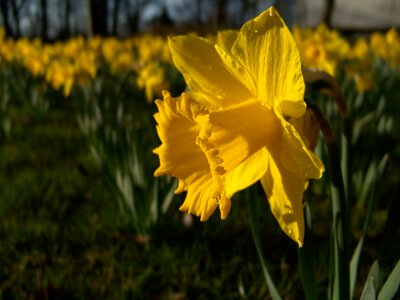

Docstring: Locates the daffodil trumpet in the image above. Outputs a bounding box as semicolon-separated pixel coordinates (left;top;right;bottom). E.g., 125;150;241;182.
153;7;324;246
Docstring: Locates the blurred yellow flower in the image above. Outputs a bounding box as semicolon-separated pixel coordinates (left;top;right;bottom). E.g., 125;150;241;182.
110;50;134;74
349;38;370;60
136;34;171;63
0;38;14;63
293;24;350;76
101;37;122;63
136;62;169;103
45;60;75;97
370;28;400;68
154;7;324;246
345;38;375;92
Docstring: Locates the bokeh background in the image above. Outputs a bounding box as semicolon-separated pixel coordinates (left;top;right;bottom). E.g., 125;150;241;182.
1;0;400;38
0;0;399;299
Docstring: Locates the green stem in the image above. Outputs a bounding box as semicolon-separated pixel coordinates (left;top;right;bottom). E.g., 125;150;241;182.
246;186;282;300
341;118;352;209
310;104;350;300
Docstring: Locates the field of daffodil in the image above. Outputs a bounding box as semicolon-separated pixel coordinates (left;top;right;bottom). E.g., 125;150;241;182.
0;8;399;299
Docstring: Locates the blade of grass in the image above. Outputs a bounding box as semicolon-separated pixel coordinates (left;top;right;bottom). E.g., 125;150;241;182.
350;236;364;298
377;257;400;300
360;260;380;300
161;178;177;214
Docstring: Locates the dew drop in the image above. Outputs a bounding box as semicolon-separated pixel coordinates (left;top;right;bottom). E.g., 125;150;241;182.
254;29;259;34
288;229;293;235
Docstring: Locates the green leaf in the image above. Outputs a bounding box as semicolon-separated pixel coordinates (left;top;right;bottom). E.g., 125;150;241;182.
359;160;377;204
363;155;389;232
161;178;178;214
149;179;159;224
360;261;380;300
298;202;317;300
350;236;364;299
378;258;400;300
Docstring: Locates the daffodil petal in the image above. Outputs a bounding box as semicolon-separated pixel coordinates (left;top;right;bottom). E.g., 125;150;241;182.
179;172;219;221
289;108;320;150
275;108;325;179
215;30;257;95
207;99;281;172
168;35;252;109
260;108;324;246
261;147;306;246
216;30;238;51
231;7;305;117
225;148;269;198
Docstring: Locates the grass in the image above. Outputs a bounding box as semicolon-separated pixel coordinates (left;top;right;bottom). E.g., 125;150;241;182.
0;92;397;299
0;99;301;299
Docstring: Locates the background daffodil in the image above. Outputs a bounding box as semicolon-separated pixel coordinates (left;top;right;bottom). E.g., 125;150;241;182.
154;7;324;246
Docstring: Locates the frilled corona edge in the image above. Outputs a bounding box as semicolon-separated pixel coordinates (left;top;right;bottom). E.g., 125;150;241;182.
153;91;231;221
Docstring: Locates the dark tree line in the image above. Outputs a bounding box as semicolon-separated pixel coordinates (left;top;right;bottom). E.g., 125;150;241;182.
0;0;27;38
0;0;146;39
0;0;337;39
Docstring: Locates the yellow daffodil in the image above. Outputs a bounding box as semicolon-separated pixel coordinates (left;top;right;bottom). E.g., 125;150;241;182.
0;38;14;64
153;7;324;246
136;62;169;103
370;28;400;68
110;50;134;74
45;60;75;97
293;24;349;77
345;38;375;92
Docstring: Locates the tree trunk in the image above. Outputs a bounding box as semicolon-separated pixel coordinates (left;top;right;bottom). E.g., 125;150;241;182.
87;0;108;37
111;0;120;36
125;0;140;34
0;0;13;37
215;0;228;29
323;0;335;28
10;0;21;37
64;0;71;37
195;0;202;26
41;0;48;41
